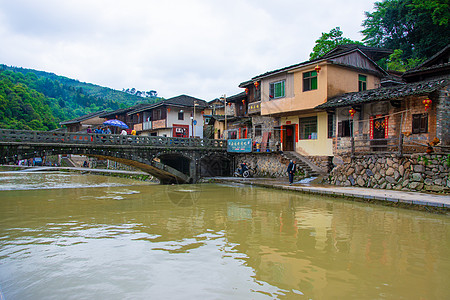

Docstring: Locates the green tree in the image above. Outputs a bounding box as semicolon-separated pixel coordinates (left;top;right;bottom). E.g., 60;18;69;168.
309;27;363;60
362;0;450;62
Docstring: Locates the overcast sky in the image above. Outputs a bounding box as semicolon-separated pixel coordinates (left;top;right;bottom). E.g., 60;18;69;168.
0;0;377;101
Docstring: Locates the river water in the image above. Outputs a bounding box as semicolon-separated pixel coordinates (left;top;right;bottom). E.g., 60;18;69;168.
0;171;449;299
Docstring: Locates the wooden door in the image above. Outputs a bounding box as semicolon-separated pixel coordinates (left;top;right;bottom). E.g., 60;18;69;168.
283;125;295;151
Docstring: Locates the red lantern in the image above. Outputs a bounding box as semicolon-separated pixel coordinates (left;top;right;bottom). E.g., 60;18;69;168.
349;108;356;118
228;103;232;106
245;88;249;94
315;65;321;73
167;108;171;112
242;99;245;104
254;81;259;89
423;98;432;111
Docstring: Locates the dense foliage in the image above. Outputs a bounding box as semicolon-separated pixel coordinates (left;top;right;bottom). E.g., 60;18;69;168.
0;65;163;131
309;27;363;60
362;0;449;68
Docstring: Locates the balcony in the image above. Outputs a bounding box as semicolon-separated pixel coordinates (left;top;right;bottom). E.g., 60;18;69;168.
133;121;152;131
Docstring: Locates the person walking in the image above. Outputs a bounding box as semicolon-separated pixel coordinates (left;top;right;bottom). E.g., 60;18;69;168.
287;160;296;185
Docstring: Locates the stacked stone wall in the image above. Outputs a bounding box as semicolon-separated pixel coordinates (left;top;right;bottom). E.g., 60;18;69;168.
305;155;333;173
234;153;290;178
326;153;450;193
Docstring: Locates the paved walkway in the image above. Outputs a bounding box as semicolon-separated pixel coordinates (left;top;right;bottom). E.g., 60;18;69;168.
212;177;450;212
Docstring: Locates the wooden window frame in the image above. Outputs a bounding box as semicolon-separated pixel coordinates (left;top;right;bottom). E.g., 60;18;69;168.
412;113;428;134
358;74;367;91
303;71;318;92
299;116;317;140
269;80;285;99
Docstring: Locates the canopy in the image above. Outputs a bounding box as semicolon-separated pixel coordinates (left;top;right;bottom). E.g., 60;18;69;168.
103;119;129;129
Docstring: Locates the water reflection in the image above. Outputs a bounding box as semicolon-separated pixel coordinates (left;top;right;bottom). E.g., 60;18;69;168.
0;176;449;299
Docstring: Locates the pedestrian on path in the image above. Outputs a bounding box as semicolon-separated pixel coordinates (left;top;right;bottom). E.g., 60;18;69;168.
287;160;296;185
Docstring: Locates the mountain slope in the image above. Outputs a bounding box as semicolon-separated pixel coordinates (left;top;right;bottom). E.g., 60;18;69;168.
0;65;162;130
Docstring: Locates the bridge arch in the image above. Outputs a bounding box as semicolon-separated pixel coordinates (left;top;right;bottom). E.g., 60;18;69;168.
199;152;232;177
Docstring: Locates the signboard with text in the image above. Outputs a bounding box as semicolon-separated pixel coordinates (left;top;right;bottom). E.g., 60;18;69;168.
227;138;252;153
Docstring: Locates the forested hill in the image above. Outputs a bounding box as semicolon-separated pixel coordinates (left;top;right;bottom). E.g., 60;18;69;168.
0;64;162;131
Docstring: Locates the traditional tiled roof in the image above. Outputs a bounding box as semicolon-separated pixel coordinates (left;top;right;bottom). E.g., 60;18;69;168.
98;103;148;118
225;92;247;103
316;76;449;110
403;44;450;80
59;110;107;125
127;95;207;115
250;44;389;81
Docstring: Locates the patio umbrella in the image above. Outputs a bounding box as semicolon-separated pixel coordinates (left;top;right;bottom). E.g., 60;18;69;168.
103;119;129;129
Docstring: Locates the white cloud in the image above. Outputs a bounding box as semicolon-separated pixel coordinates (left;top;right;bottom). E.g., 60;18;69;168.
0;0;377;100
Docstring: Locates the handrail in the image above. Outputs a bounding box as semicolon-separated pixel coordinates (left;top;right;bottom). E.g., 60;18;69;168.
0;129;227;150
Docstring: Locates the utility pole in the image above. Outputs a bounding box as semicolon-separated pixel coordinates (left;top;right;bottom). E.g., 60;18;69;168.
221;94;227;139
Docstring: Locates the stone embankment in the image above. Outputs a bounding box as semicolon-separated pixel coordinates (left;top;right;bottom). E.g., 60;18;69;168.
326;153;450;193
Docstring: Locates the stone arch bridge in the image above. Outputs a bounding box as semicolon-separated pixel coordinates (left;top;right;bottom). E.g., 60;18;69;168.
0;129;231;184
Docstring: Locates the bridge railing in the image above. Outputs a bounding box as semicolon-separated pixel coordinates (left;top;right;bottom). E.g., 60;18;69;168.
0;129;227;150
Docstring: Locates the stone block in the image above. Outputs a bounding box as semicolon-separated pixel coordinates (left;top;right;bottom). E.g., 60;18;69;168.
424;185;445;192
357;177;365;187
366;169;374;176
424;178;433;185
434;178;442;185
348;175;355;186
386;167;395;176
414;165;426;173
386;176;397;184
346;167;355;176
411;173;423;182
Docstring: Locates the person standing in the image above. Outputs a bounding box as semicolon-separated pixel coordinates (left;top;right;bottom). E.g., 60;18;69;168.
287;160;296;185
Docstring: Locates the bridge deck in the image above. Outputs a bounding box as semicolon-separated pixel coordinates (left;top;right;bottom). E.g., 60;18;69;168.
0;129;227;150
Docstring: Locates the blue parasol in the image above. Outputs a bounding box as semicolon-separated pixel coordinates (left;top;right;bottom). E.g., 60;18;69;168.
103;119;129;129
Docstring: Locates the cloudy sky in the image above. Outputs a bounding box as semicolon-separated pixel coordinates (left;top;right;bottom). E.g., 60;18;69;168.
0;0;377;100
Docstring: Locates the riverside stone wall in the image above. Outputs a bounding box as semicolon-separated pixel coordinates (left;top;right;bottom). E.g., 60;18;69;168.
326;153;450;193
233;153;290;178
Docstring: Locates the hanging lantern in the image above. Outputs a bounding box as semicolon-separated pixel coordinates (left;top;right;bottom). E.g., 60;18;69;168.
245;88;249;94
228;102;232;106
254;81;259;89
201;111;204;115
349;108;356;118
315;65;321;73
423;98;432;111
242;99;245;104
167;108;171;112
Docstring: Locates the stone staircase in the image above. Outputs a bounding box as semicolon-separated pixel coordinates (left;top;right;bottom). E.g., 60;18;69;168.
280;151;325;177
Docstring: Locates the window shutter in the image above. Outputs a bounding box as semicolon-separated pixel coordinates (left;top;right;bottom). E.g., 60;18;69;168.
338;121;343;137
420;114;428;133
412;114;420;134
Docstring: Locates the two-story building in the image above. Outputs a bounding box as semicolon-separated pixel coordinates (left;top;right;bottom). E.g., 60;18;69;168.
128;95;207;138
247;45;391;157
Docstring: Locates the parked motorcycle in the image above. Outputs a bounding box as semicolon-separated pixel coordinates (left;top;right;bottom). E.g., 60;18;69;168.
233;163;256;178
